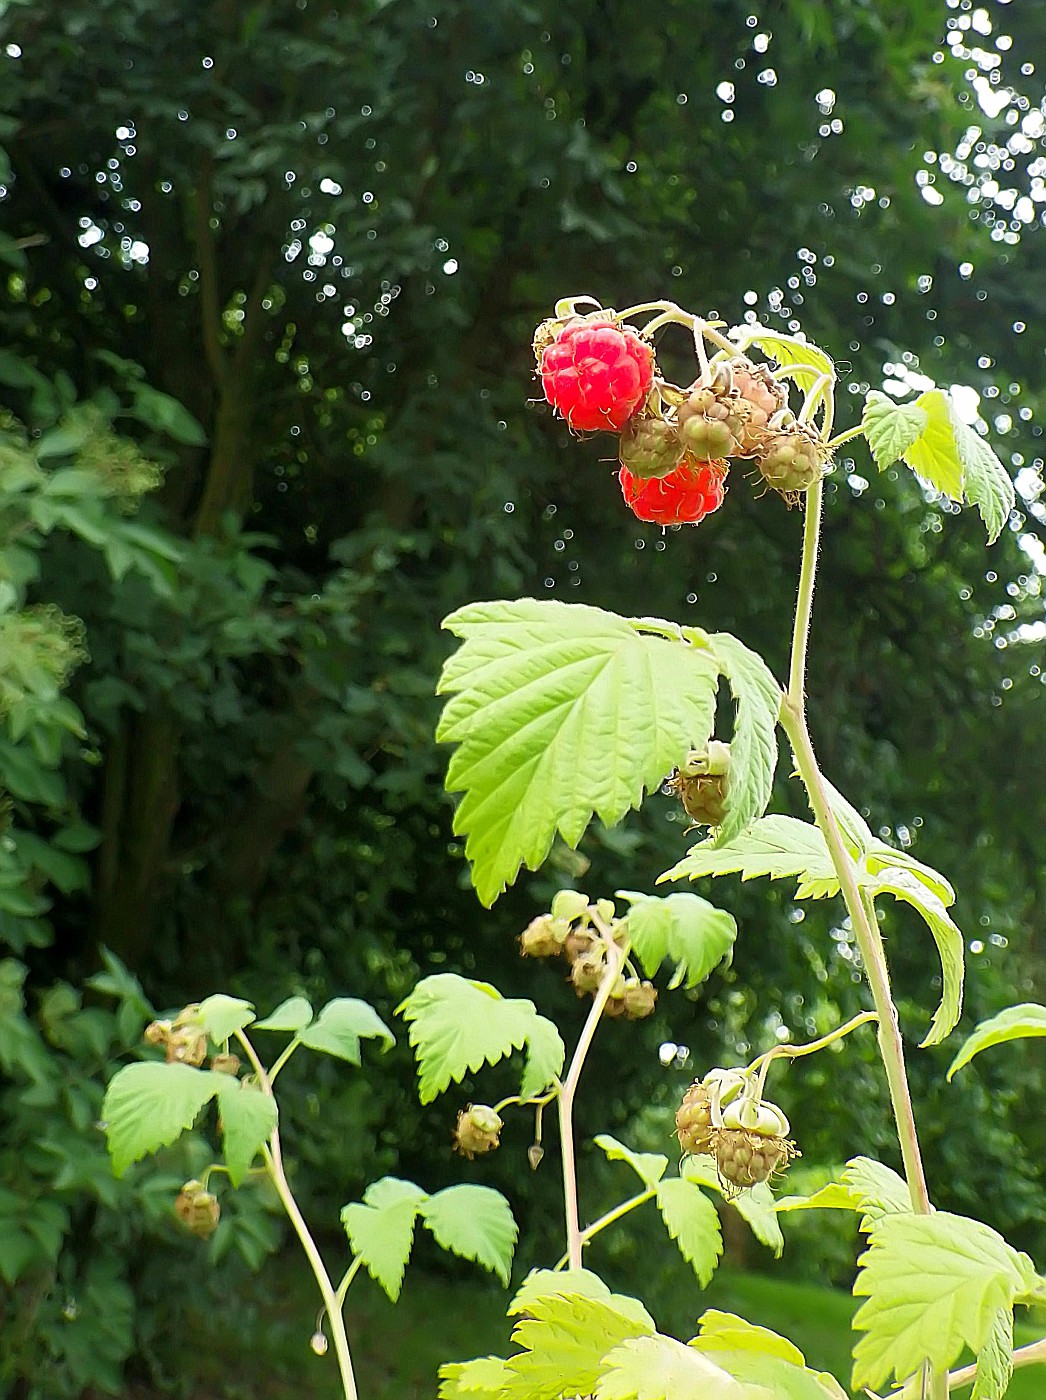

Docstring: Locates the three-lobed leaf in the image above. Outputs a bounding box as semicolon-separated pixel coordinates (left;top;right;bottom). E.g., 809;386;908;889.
103;1061;226;1175
619;891;736;989
295;996;394;1063
594;1133;668;1189
861;392;927;470
398;973;564;1103
420;1184;518;1285
659;816;838;900
947;1003;1046;1080
851;1211;1038;1392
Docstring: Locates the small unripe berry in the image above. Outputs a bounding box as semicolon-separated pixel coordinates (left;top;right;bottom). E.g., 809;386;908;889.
622;979;658;1020
209;1053;242;1076
174;1180;221;1238
714;1128;799;1195
755;426;828;493
454;1104;503;1158
520;914;568;958
618;415;686;479
675;1082;715;1157
571;947;607;995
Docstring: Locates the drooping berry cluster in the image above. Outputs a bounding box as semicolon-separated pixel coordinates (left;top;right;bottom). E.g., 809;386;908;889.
534;302;832;526
675;1068;800;1197
520;891;658;1020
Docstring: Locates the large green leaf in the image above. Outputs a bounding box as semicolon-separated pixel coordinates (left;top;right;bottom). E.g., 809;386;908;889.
437;600;720;904
851;1211;1038;1392
398;973;563;1103
439;1356;514;1398
507;1291;655;1400
594;1133;668;1188
597;1335;764;1400
776;1156;912;1230
655;1177;723;1286
341;1177;429;1301
861;391;928;469
947;1003;1046;1080
103;1062;224;1175
295;997;394;1063
619;891;736;989
954;416;1014;545
973;1306;1013;1400
704;632;780;842
902;388;965;499
420;1184;517;1286
693;1312;806;1367
730;325;835;393
508;1269;655;1331
682;1157;784;1258
659;816;838;899
694;1315;848;1400
196;994;255;1043
214;1078;277;1186
869;865;964;1045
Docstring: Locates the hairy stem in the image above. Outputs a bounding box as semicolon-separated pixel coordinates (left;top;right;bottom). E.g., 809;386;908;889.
781;473;944;1400
235;1031;359;1400
557;938;626;1269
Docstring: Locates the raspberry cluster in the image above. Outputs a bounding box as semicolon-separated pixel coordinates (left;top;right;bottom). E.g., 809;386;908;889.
519;892;659;1021
534;304;831;526
674;1070;800;1197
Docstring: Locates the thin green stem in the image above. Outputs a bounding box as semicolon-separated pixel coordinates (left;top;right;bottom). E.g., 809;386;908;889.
579;1188;657;1245
747;1011;879;1102
334;1256;364;1312
780;468;943;1400
234;1031;359;1400
267;1038;300;1085
557;938;627;1269
492;1088;557;1116
826;424;865;451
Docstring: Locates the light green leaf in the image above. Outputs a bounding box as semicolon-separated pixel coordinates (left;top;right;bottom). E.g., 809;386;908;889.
508;1269;656;1331
730;325;835;394
655;1177;723;1286
867;841;954;905
254;996;313;1032
296;997;394;1063
214;1078;277;1186
508;1291;655;1400
439;1356;514;1398
861;391;928;470
947;1003;1046;1080
597;1335;765;1400
421;1184;517;1285
821;778;872;856
437;599;720;904
618;891;736;989
694;1340;845;1400
841;1157;913;1223
341;1177;430;1302
705;632;781;842
973;1306;1013;1400
519;1013;566;1100
870;865;964;1045
659;816;838;900
196;994;255;1043
694;1311;806;1367
775;1182;862;1214
954;416;1014;544
683;1158;784;1258
398;973;559;1104
852;1211;1038;1392
595;1133;668;1188
102;1062;223;1176
902;388;965;500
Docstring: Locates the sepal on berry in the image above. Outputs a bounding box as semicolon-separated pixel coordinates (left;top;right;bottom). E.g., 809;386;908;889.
454;1104;504;1158
174;1179;221;1238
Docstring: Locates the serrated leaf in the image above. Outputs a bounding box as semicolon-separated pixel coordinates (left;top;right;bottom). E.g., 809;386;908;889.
509;1291;655;1400
254;996;313;1032
102;1062;223;1175
852;1211;1037;1392
867;841;954;905
947;1002;1046;1080
341;1177;429;1302
902;388;965;500
730;325;835;394
841;1157;913;1223
870;865;964;1045
655;1177;723;1286
421;1184;517;1285
861;391;928;469
705;633;780;842
682;1158;784;1258
439;1356;514;1398
196;994;255;1043
775;1182;861;1215
598;1335;765;1400
694;1340;844;1400
595;1133;668;1188
954;416;1014;544
508;1269;656;1331
618;891;736;989
398;973;558;1104
519;1013;565;1099
296;997;394;1063
659;816;838;899
437;599;720;904
973;1306;1013;1400
214;1078;277;1186
694;1311;806;1367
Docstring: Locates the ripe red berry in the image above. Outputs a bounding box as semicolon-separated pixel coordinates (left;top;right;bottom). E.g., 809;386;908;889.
540;320;654;432
619;458;727;526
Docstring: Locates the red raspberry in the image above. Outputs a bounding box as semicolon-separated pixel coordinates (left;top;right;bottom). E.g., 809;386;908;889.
619;458;727;526
540;320;654;432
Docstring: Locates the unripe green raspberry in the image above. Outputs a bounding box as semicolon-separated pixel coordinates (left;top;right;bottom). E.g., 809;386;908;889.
571;946;607;995
622;979;657;1020
520;914;568;958
714;1127;799;1195
209;1053;242;1076
679;413;737;462
454;1104;503;1158
755;426;828;493
563;929;596;965
675;1081;715;1157
175;1180;220;1238
618;415;686;479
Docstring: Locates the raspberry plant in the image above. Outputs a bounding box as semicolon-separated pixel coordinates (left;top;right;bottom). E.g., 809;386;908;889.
419;297;1046;1400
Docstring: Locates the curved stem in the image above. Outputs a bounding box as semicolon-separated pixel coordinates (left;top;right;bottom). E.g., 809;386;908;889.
780;473;943;1400
580;1188;657;1245
557;939;627;1269
748;1011;879;1101
235;1031;359;1400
